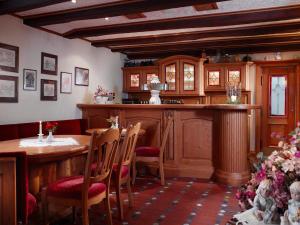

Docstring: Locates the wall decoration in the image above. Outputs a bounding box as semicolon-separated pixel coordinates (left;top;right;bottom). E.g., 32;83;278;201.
41;79;57;101
75;67;89;86
0;75;18;103
23;69;37;91
60;72;72;94
0;43;19;73
41;52;58;75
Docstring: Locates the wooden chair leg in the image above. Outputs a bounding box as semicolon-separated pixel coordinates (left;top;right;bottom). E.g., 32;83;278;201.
116;182;124;220
127;178;133;208
159;162;165;186
41;187;49;225
104;196;113;225
72;206;76;224
132;154;137;185
81;205;89;225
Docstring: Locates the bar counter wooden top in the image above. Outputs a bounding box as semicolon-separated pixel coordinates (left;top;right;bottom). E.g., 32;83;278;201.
77;103;260;110
77;103;261;186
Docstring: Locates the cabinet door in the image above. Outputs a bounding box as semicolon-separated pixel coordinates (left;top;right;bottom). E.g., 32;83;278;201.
204;66;225;91
125;69;142;92
161;61;180;95
179;59;199;95
143;68;159;85
225;65;245;90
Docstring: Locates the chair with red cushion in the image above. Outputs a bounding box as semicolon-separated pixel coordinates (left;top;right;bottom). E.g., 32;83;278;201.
42;128;120;225
0;152;37;225
133;117;172;186
113;122;141;220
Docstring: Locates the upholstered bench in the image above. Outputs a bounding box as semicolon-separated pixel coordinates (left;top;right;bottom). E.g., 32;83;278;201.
0;119;87;141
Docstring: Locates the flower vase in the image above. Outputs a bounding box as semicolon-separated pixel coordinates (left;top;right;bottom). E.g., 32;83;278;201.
46;131;54;143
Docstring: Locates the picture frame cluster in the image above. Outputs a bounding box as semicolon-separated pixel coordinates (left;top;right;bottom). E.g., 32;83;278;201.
0;42;89;103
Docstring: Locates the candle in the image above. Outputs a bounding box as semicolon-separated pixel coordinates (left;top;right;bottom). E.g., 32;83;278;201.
39;121;42;134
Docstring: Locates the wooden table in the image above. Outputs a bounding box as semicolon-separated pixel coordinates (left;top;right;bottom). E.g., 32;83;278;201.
0;135;90;195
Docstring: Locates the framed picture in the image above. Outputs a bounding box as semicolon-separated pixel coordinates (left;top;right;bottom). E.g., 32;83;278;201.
0;75;18;103
23;69;37;91
41;79;57;101
75;67;89;86
0;43;19;73
60;72;72;94
41;52;57;75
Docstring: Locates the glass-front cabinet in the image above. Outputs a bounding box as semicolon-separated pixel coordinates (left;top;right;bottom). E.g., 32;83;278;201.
123;66;159;92
204;62;250;91
159;55;199;95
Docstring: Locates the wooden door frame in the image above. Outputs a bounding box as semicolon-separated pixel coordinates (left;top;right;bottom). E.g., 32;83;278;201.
255;61;299;151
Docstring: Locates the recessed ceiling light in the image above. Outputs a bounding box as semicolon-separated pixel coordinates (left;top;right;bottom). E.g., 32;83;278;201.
105;17;109;21
71;0;76;3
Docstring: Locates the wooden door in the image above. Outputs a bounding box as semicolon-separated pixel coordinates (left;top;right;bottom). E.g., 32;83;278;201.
179;59;199;95
204;65;225;91
258;65;296;148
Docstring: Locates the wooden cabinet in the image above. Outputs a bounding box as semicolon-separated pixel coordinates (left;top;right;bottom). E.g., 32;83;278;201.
159;55;199;96
122;66;159;92
204;62;252;91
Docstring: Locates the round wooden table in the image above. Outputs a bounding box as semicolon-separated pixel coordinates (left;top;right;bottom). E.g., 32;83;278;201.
0;135;90;195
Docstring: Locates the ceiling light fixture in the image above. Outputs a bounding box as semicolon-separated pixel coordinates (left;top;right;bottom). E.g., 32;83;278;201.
71;0;76;3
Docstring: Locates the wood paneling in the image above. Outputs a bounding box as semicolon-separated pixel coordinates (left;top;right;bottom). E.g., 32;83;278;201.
0;158;16;225
78;104;259;186
63;5;300;38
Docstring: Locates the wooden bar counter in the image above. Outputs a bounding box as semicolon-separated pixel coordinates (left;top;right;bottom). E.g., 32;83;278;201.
77;104;260;186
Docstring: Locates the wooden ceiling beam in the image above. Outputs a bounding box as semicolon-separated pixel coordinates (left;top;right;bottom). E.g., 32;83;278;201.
64;4;300;39
91;21;300;47
23;0;228;27
110;34;300;52
126;43;300;59
0;0;69;15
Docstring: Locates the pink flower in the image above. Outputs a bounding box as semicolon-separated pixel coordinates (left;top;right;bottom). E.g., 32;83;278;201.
294;151;300;158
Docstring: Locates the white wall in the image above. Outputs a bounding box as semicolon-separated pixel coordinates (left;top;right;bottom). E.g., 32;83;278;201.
0;15;125;125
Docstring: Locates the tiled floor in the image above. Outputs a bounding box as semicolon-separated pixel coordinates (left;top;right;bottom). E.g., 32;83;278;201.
45;177;239;225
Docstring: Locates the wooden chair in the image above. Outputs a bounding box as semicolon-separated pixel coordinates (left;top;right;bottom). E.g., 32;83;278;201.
133;117;172;186
113;122;141;220
42;128;120;225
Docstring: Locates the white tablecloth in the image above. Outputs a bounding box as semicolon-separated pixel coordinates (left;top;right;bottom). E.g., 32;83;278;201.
19;138;79;147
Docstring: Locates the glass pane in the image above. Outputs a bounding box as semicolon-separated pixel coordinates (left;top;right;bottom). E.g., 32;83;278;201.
184;63;195;90
130;74;139;87
146;73;158;84
166;64;176;91
270;76;286;116
228;70;240;84
208;71;220;86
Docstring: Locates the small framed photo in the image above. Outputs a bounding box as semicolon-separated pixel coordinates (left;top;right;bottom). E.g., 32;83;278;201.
0;75;18;103
41;52;57;75
0;43;19;73
60;72;72;94
41;79;57;101
23;69;37;91
75;67;89;86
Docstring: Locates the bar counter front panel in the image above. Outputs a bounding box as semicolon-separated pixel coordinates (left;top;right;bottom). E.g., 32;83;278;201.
77;104;260;186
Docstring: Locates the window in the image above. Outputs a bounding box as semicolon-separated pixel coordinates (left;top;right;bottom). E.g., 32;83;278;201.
130;74;140;87
183;63;195;90
166;64;176;90
228;70;241;84
270;76;286;116
208;71;220;86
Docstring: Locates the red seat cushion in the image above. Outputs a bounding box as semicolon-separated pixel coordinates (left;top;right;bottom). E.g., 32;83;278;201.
112;163;129;178
47;176;106;200
0;124;18;141
135;146;160;157
27;193;37;216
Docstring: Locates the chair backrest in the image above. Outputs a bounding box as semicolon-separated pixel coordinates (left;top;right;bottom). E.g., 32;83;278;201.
117;122;141;178
159;117;172;158
82;128;120;198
